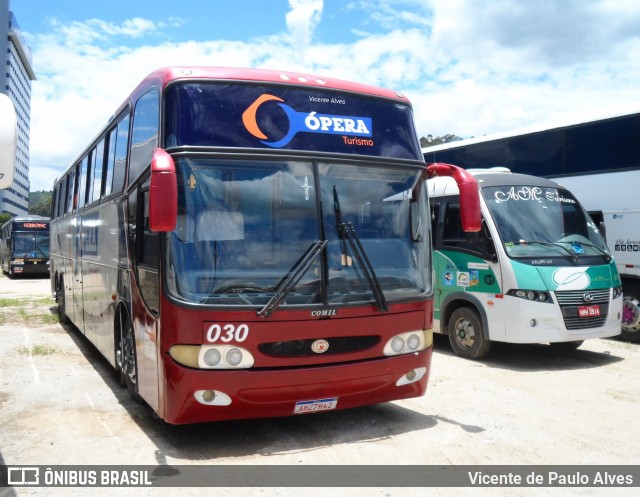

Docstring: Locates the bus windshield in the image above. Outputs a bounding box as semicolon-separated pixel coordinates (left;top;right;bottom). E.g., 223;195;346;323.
482;185;610;260
13;232;50;258
166;158;429;307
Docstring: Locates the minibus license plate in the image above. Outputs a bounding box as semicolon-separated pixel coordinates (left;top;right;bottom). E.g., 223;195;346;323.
294;398;338;414
578;305;600;318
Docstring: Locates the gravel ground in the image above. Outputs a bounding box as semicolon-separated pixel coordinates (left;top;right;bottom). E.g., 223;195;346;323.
1;272;639;497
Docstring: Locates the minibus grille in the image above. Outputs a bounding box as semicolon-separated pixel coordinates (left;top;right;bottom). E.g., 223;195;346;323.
259;336;379;357
555;289;610;330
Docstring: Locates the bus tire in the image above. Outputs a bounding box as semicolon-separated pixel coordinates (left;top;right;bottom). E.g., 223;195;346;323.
56;277;70;324
116;310;142;402
447;306;491;360
621;287;640;342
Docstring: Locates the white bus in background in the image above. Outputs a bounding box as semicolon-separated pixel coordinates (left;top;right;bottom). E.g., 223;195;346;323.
427;168;622;359
0;93;17;189
424;110;640;341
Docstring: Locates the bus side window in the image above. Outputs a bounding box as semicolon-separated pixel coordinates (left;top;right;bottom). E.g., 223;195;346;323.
112;114;130;193
137;187;160;314
91;139;105;203
65;170;75;214
130;89;159;184
430;202;441;248
442;203;464;246
443;202;495;258
77;155;89;209
104;112;130;196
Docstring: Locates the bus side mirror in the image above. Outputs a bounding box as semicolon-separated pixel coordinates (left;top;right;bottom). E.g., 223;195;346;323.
0;93;17;190
149;148;177;232
598;221;607;242
426;163;481;232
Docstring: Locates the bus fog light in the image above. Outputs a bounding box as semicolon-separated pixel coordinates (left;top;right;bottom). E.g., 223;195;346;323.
396;367;427;386
194;390;232;406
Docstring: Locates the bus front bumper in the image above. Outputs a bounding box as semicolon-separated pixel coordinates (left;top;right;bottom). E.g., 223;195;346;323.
160;349;432;425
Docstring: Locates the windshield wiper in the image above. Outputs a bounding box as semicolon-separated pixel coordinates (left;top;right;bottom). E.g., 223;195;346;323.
333;186;389;312
562;240;612;262
515;241;581;263
257;240;327;318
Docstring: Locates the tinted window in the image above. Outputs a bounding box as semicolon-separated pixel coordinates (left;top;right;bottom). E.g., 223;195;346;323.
164;82;422;160
112;114;130;192
65;170;75;213
565;115;640;174
77;155;89;209
104;127;117;197
91;139;105;202
130;89;159;183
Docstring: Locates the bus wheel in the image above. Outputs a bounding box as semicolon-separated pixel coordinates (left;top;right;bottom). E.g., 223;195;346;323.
116;310;141;401
56;278;70;324
448;307;491;360
621;295;640;341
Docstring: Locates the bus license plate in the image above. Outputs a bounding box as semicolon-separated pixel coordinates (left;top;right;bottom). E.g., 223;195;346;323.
578;305;601;318
294;398;338;414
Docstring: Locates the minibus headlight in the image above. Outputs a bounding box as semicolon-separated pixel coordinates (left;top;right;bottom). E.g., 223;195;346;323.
507;289;552;303
613;286;622;299
384;330;432;356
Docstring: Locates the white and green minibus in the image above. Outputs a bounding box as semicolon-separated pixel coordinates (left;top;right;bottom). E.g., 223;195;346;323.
428;168;622;359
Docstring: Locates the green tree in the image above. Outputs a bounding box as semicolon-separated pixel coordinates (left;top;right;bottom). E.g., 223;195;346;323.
420;134;464;148
0;213;11;226
30;199;52;217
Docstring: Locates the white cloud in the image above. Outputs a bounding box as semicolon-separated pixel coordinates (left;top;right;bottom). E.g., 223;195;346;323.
285;0;324;46
25;0;640;191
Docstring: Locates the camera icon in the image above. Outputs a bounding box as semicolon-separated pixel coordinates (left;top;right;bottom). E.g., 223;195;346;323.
7;467;40;485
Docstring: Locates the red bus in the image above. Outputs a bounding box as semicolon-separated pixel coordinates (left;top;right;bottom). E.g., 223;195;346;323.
49;66;480;424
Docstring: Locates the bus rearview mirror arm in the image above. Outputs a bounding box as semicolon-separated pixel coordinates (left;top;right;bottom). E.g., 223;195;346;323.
415;162;482;233
149;148;178;232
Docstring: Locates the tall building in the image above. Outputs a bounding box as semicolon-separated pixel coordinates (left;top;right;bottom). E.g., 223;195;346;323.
0;0;35;216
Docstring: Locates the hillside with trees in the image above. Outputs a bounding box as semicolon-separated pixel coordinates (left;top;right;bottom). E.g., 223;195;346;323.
29;191;52;217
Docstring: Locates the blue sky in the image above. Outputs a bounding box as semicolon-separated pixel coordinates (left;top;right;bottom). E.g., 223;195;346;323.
9;0;640;191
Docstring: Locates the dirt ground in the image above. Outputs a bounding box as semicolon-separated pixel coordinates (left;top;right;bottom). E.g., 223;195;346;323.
0;272;639;497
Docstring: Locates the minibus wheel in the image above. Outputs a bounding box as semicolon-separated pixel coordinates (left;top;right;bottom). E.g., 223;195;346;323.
447;306;491;359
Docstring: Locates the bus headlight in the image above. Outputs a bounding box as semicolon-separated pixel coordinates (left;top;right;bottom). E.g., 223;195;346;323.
169;345;254;369
613;286;622;299
383;330;432;356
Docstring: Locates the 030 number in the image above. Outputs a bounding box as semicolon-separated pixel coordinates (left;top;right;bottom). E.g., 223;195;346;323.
205;323;249;343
